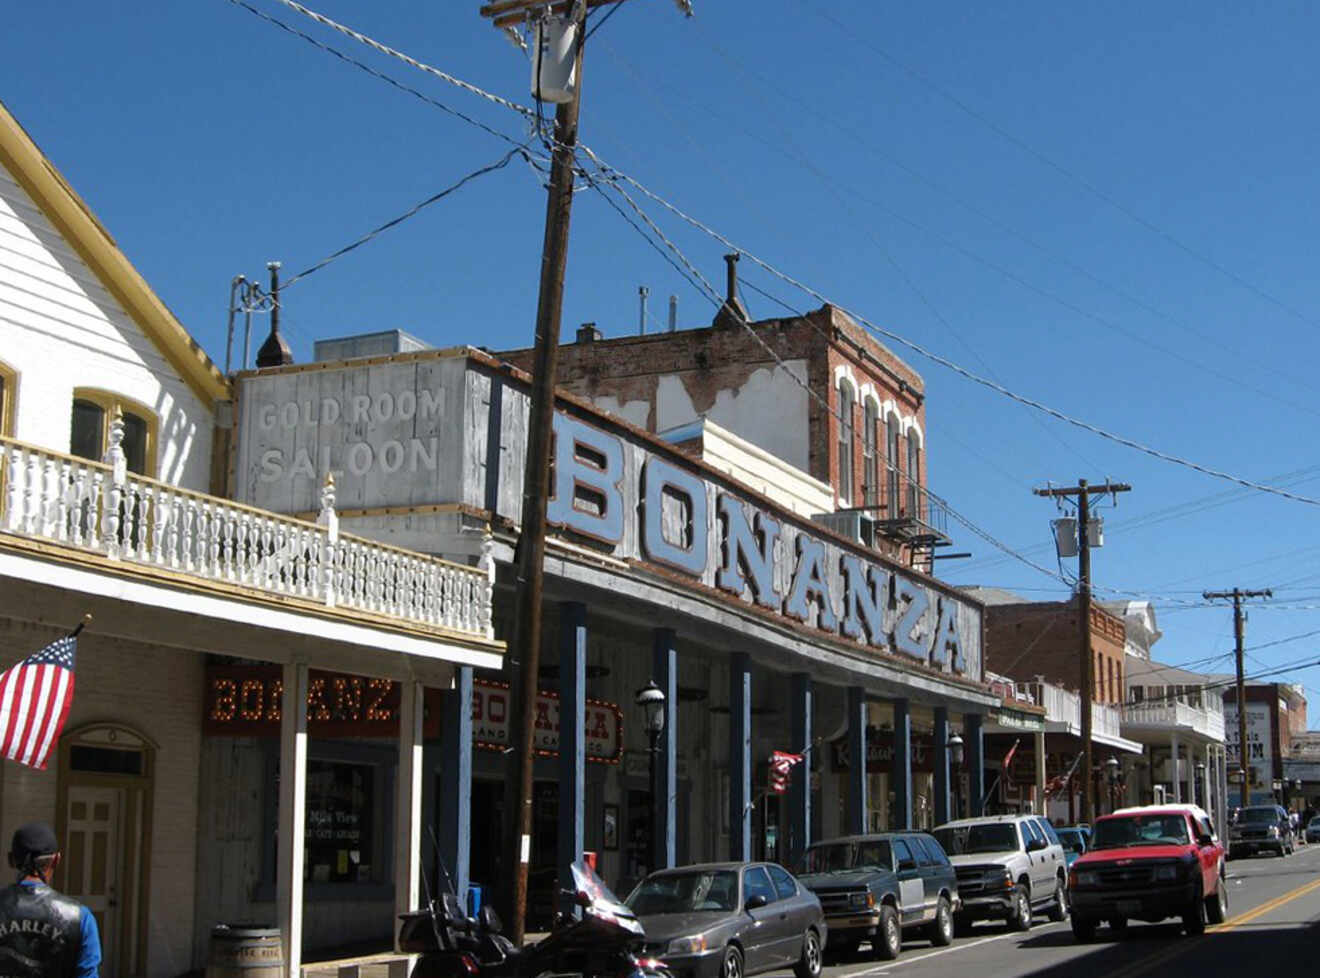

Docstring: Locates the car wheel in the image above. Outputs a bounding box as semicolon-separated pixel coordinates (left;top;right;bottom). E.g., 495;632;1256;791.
1009;885;1032;932
874;904;901;960
1047;878;1069;922
720;945;743;978
793;929;822;978
1108;917;1128;933
1070;915;1097;942
1206;875;1228;925
1183;885;1207;936
927;896;954;946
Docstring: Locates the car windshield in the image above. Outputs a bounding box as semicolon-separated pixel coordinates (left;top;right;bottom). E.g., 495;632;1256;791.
798;840;892;874
1091;814;1190;849
934;824;1018;855
627;871;738;914
1239;808;1278;825
1057;829;1085;850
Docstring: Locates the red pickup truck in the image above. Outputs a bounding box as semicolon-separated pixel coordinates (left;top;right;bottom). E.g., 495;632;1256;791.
1067;804;1228;940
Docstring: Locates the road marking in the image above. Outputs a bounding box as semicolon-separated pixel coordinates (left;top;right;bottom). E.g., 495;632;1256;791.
842;925;1062;976
1208;874;1320;933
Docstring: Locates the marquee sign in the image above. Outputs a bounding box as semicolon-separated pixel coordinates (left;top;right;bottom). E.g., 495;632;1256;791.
472;679;623;763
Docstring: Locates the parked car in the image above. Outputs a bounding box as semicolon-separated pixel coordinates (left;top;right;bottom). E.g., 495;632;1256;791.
1228;804;1295;858
1055;827;1088;868
1307;816;1320;844
627;862;826;978
794;832;959;960
1068;803;1227;940
932;814;1068;934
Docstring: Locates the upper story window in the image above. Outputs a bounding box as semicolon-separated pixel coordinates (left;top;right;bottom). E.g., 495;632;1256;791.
837;380;854;504
905;429;921;517
0;361;15;437
862;399;878;507
70;390;156;477
885;413;901;514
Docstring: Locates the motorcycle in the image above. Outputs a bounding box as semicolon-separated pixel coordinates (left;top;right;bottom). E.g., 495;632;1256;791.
399;860;672;978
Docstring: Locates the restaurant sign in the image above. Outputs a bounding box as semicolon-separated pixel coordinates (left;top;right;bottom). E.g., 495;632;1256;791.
473;679;623;764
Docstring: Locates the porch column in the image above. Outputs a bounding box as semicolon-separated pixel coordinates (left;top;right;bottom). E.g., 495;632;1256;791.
438;667;473;901
559;603;587;914
892;698;912;830
966;714;985;816
1171;733;1181;802
846;686;867;834
652;628;678;870
729;653;753;861
1035;730;1048;816
787;673;812;867
276;661;309;978
933;707;950;826
395;679;425;936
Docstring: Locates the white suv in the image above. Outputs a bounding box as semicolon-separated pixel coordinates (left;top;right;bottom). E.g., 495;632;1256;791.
932;815;1069;934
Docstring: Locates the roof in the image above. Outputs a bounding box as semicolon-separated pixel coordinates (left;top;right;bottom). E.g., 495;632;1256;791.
1107;804;1210;820
935;814;1039;828
807;832;930;846
958;586;1033;606
0;99;229;409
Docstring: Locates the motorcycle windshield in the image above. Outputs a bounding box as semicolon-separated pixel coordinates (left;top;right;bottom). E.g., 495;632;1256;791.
570;861;644;935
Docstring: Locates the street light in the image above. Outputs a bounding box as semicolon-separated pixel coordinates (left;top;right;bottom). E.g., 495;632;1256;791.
634;681;666;872
1195;762;1207;808
948;733;964;818
1105;757;1120;814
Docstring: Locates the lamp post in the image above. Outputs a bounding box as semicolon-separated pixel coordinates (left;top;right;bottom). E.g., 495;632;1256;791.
948;733;965;819
1104;757;1120;814
1195;762;1207;808
634;681;666;873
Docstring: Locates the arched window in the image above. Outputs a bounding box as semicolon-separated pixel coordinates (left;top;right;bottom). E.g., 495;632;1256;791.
0;360;16;437
906;429;922;518
837;380;855;504
885;413;902;514
70;390;156;477
861;400;879;507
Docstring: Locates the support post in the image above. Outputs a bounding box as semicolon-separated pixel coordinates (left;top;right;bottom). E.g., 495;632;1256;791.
892;699;912;830
276;662;309;978
439;667;473;903
966;714;985;817
933;707;950;826
1171;734;1181;803
729;653;752;861
559;603;586;915
395;680;425;939
846;687;867;834
788;673;812;866
653;629;678;870
1035;730;1048;816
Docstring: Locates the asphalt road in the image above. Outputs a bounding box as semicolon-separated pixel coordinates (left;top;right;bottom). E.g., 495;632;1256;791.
815;843;1320;978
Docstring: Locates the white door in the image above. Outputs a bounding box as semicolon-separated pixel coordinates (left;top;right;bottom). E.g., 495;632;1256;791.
65;786;122;978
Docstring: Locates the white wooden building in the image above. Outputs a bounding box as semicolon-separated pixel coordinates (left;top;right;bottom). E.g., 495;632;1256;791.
0;99;503;978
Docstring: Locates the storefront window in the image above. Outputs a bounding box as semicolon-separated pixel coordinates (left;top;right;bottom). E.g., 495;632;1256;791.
304;759;374;883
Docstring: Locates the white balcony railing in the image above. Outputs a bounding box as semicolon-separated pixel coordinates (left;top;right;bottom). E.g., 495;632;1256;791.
1122;700;1226;741
0;426;493;640
1025;681;1123;741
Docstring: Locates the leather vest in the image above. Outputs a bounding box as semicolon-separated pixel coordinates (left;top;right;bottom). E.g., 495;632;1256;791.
0;883;83;978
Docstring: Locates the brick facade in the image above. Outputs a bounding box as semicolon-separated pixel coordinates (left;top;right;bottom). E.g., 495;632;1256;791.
984;600;1127;704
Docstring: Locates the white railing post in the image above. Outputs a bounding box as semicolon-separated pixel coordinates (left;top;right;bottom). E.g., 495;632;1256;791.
317;475;338;608
479;531;496;640
102;408;127;559
3;443;23;532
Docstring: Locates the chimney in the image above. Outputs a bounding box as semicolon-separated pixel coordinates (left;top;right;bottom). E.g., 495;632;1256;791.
255;261;294;368
712;252;750;329
668;294;678;332
576;322;602;343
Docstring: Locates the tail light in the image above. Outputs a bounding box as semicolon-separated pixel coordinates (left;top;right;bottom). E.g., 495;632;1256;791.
460;954;479;975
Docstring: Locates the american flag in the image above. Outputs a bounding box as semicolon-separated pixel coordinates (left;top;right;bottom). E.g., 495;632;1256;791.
0;635;77;770
769;750;804;794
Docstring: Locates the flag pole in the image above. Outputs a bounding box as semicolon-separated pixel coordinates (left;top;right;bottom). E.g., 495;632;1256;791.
68;613;92;639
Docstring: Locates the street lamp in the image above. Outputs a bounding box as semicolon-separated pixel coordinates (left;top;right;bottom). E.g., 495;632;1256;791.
1105;757;1120;814
948;733;964;818
1195;762;1207;808
634;681;666;872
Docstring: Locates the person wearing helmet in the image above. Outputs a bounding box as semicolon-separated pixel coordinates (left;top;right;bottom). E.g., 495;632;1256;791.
0;823;101;978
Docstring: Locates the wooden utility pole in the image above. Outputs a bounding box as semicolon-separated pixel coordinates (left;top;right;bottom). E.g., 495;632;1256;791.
1034;479;1131;825
478;0;689;945
1203;587;1272;808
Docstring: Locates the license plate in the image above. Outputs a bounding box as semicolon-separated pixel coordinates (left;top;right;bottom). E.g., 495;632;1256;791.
1116;900;1141;915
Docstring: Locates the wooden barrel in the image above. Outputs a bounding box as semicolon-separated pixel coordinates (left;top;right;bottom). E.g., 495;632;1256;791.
206;925;284;978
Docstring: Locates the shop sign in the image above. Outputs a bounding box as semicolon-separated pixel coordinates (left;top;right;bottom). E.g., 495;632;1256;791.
831;732;937;773
473;679;622;764
1225;701;1273;791
204;665;445;738
988;709;1044;732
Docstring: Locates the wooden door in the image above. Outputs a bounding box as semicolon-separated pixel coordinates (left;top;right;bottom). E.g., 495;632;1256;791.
65;785;122;977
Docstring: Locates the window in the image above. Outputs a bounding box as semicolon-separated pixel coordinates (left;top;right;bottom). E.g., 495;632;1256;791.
886;414;901;514
0;361;15;437
767;864;798;900
917;835;951;865
69;390;156;477
743;866;776;905
837;381;854;503
305;759;375;883
1036;819;1061;845
892;838;916;869
906;431;921;517
862;399;879;507
1023;820;1045;847
910;835;934;867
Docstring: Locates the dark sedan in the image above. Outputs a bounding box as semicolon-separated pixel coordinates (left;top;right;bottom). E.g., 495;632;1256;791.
627;862;826;978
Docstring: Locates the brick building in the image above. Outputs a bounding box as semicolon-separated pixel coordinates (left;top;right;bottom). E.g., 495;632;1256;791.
979;597;1127;704
498;277;949;570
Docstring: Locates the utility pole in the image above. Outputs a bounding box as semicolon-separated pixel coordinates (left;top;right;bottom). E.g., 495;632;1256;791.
1034;479;1131;825
478;0;690;945
1203;587;1271;808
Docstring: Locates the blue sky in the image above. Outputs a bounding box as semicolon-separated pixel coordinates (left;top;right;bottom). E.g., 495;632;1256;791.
7;1;1320;705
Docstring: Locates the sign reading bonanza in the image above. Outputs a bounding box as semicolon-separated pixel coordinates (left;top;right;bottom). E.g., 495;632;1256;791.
472;679;623;764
